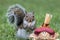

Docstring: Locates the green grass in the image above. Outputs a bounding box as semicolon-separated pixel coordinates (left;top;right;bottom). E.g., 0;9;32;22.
0;0;60;40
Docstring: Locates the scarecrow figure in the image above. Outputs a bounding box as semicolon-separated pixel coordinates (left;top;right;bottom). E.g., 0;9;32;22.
29;13;59;40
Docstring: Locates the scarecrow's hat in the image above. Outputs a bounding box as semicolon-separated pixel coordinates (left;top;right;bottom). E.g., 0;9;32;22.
34;13;55;36
42;13;52;27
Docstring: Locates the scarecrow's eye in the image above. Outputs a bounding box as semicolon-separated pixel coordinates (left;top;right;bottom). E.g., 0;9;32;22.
43;32;46;34
42;32;46;36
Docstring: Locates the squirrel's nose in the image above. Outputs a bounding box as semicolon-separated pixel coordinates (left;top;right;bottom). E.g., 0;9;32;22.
30;20;31;22
29;19;32;22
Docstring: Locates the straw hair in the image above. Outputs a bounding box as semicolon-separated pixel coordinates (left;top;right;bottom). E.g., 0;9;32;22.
44;13;52;24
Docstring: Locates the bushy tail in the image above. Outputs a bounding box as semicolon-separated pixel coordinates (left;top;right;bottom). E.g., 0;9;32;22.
7;4;26;24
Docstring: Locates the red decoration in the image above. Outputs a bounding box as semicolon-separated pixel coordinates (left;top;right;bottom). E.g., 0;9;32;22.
34;27;55;36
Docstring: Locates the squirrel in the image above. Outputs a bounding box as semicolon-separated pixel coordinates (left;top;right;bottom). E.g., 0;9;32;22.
7;4;36;40
16;12;36;40
7;4;26;27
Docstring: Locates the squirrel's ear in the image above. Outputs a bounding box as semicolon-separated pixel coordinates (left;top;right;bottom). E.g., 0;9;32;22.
25;11;27;14
14;11;16;14
25;11;27;15
31;11;34;14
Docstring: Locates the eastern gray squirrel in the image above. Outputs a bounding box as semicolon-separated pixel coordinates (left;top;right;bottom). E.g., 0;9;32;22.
7;4;36;39
16;12;36;39
7;4;26;27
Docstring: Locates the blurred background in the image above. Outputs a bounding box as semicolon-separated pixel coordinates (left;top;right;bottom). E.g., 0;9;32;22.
0;0;60;40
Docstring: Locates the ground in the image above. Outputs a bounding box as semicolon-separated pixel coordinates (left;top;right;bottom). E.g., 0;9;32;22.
0;0;60;40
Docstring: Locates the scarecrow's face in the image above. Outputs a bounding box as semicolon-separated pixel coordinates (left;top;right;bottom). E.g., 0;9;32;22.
38;32;51;39
29;32;51;40
29;32;59;40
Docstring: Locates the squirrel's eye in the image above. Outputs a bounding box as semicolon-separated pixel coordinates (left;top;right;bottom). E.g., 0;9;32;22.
26;16;28;17
32;16;34;18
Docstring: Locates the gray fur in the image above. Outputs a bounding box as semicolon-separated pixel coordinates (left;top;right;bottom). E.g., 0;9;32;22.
7;4;26;26
7;4;36;39
16;12;36;39
16;28;29;39
23;12;36;29
23;20;35;29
